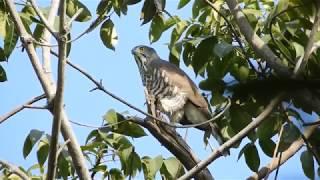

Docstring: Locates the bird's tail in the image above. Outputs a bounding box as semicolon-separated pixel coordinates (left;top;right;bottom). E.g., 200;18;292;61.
209;122;230;156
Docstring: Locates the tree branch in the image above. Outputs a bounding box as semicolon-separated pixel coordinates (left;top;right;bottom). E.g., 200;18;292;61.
5;0;54;100
0;159;30;180
130;117;214;180
28;0;58;39
248;124;318;179
225;0;292;77
293;2;320;76
5;1;91;179
46;0;68;179
178;93;285;180
0;94;45;124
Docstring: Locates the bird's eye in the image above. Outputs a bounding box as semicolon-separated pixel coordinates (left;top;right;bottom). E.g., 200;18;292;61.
139;47;144;52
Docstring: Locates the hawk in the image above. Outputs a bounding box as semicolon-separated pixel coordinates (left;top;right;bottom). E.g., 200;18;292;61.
131;45;226;147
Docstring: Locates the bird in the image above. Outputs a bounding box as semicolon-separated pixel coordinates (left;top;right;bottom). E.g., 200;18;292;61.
131;45;227;148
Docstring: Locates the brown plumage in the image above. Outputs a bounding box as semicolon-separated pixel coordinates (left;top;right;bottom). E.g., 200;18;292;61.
132;45;226;147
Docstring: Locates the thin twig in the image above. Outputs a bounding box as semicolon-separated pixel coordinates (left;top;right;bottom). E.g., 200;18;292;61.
23;104;47;109
56;139;70;158
46;0;68;179
178;93;284;180
28;0;58;39
0;160;30;180
274;152;282;180
266;124;284;179
0;94;46;124
66;8;84;27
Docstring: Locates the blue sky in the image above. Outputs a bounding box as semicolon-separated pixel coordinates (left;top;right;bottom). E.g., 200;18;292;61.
0;0;308;179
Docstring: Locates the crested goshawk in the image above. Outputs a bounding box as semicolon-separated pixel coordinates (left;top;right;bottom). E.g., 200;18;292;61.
131;45;226;146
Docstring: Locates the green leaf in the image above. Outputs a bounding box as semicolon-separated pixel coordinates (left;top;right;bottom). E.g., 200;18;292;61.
244;143;260;172
257;115;281;140
140;0;156;25
279;123;301;152
97;0;112;16
192;36;217;74
192;0;206;18
100;19;118;50
258;139;276;157
292;42;304;58
125;0;142;5
0;65;7;82
149;14;165;43
230;104;253;140
177;0;191;9
160;157;184;179
37;138;50;166
238;66;249;82
169;20;188;64
23;129;44;158
300;150;315;179
214;41;234;58
66;0;92;22
4;21;18;59
142;155;163;180
0;4;7;38
103;110;147;138
109;168;125;180
118;147;142;177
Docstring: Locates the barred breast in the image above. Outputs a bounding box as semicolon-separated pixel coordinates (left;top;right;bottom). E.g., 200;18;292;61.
146;69;187;123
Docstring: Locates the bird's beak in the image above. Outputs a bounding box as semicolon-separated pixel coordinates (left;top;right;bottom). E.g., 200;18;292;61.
131;47;139;56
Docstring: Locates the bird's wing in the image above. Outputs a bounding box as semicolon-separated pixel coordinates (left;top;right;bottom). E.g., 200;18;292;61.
149;59;210;111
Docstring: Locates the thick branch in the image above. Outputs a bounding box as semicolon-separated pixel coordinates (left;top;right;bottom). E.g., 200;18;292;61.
0;94;45;124
178;93;284;180
248;124;318;179
131;117;214;180
46;0;68;179
0;159;29;180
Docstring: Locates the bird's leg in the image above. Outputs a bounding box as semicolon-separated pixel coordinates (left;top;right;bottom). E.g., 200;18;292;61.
144;87;157;118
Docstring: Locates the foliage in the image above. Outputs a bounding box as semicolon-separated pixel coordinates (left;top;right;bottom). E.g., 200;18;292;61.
0;0;320;179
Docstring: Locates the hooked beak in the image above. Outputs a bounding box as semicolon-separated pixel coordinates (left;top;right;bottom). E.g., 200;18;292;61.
131;46;140;56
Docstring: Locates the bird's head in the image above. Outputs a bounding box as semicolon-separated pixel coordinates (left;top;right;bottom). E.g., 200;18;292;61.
131;45;159;72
